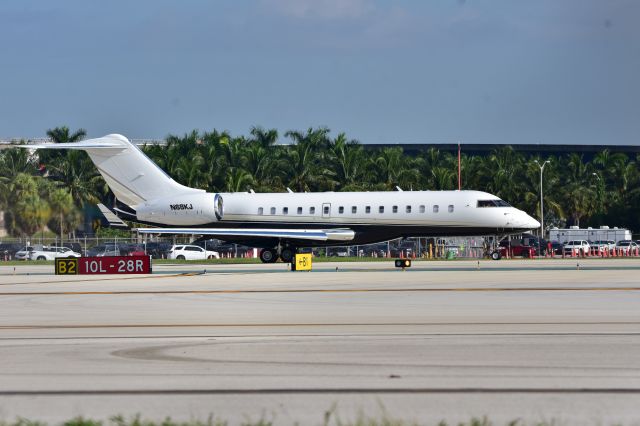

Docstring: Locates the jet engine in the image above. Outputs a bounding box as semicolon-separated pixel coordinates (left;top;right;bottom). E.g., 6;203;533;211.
136;193;223;225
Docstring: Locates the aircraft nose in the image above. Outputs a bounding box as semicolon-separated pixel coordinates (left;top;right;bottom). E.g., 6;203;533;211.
523;213;540;229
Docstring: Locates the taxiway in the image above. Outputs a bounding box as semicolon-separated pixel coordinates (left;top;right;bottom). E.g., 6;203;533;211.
0;259;639;425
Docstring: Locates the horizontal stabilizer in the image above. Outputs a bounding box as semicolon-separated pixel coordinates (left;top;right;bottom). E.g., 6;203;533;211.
97;204;129;228
23;140;126;150
13;134;202;207
135;227;355;242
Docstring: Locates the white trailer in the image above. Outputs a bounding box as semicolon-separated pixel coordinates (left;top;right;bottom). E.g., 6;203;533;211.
549;226;631;244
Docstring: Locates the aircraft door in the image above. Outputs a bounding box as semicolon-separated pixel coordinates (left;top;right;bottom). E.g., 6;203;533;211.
322;203;331;218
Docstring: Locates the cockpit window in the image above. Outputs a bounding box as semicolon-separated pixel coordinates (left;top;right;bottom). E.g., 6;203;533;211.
477;199;511;208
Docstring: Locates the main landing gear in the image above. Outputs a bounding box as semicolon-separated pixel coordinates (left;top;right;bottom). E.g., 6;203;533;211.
259;246;297;263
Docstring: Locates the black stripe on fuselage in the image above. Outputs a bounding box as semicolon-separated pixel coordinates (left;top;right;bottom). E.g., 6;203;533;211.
136;219;529;248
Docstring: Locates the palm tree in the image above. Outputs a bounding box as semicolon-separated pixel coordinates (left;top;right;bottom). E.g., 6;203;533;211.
373;147;420;191
560;153;597;226
0;145;37;177
284;128;332;192
225;169;255;192
46;150;102;207
46;126;86;143
47;188;77;241
327;133;370;191
250;127;278;147
40;126;87;168
14;193;51;237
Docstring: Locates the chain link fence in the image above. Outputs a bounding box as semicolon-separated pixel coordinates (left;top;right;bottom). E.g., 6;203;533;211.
0;235;489;261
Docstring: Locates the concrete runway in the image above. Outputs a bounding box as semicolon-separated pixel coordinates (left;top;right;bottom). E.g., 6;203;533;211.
1;259;640;425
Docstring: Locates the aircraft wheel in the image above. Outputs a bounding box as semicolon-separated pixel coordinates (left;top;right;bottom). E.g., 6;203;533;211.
491;251;501;261
280;247;296;263
260;248;278;263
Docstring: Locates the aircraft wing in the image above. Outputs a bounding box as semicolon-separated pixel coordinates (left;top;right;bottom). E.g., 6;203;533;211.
135;227;355;242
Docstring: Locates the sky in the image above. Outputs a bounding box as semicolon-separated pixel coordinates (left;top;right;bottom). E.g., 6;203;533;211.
0;0;638;145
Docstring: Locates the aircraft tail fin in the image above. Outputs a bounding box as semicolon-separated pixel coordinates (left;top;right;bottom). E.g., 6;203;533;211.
25;134;202;207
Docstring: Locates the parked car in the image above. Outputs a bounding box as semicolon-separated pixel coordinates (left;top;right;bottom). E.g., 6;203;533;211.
120;243;147;256
211;243;250;258
143;242;173;259
499;241;535;258
14;246;35;260
29;247;81;261
193;239;223;251
61;242;83;254
563;240;590;255
167;245;220;260
0;243;23;259
327;247;353;257
86;243;121;257
615;240;639;254
591;240;616;251
549;241;564;255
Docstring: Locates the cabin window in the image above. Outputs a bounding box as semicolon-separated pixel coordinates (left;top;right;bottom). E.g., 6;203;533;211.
419;205;425;213
365;206;371;214
433;205;439;213
338;206;344;214
352;206;357;214
379;206;384;213
448;205;454;213
270;207;276;215
406;205;412;213
309;207;315;214
392;206;398;213
282;207;288;215
323;205;330;215
297;207;302;214
258;207;263;215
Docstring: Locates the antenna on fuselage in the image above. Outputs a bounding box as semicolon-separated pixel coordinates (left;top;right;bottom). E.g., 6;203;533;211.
286;187;294;193
395;186;403;192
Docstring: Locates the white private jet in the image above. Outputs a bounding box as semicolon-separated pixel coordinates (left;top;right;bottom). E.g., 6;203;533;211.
23;134;539;262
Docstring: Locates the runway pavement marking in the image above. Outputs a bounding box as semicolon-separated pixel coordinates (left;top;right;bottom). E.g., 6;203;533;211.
1;388;640;395
1;286;640;296
2;321;640;330
0;271;203;286
5;264;640;280
2;332;640;340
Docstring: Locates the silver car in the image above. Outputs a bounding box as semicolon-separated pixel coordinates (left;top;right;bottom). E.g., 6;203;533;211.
14;246;34;260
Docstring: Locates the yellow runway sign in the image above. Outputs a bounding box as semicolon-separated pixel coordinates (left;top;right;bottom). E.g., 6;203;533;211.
55;258;78;275
292;253;312;271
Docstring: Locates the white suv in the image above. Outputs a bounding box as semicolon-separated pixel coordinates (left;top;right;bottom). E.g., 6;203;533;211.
168;245;220;260
563;240;590;255
29;247;81;261
615;240;639;254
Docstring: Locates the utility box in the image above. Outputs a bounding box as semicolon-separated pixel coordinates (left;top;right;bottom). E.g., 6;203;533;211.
549;226;631;244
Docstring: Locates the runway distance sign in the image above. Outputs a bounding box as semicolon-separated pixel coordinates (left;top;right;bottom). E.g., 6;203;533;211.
292;253;312;271
55;256;152;275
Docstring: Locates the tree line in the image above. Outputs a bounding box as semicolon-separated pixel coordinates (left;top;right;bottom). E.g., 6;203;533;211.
1;126;640;238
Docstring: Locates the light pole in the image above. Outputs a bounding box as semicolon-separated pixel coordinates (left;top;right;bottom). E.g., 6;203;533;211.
534;160;551;249
592;172;603;216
